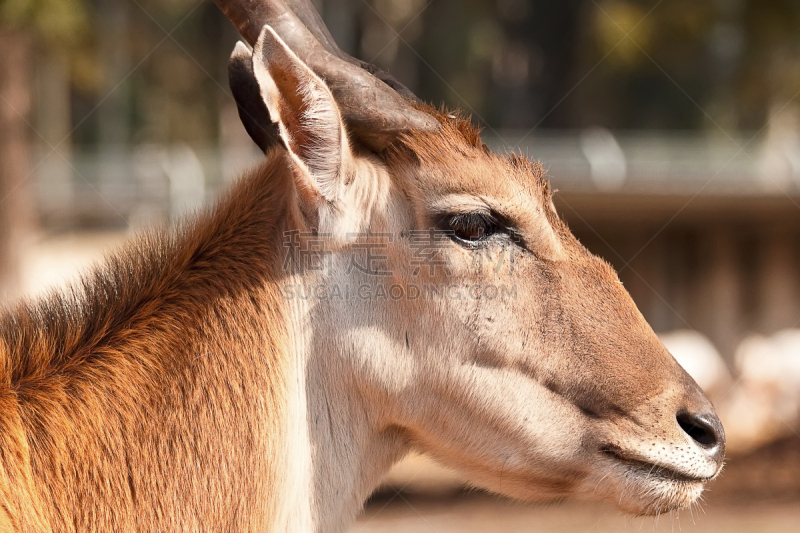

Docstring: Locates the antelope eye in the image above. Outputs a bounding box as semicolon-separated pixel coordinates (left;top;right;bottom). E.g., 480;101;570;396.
445;213;498;243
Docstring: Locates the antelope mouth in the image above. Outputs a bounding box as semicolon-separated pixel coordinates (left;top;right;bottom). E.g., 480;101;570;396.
601;448;713;484
594;446;713;515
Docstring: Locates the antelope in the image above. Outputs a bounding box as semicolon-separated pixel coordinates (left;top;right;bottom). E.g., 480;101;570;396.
0;0;725;531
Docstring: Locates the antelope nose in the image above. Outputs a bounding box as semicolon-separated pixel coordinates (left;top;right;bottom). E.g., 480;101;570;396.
677;411;725;463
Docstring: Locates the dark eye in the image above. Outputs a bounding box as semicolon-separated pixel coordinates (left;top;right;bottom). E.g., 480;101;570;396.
445;213;498;243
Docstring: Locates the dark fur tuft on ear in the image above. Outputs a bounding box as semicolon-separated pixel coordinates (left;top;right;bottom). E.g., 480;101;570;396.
228;42;282;153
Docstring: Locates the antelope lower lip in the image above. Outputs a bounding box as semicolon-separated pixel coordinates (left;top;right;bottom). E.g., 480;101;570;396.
602;449;711;484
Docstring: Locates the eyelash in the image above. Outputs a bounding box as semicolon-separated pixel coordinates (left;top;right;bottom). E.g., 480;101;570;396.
440;212;501;245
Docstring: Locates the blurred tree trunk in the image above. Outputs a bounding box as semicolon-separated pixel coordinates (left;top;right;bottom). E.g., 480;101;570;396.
0;30;34;300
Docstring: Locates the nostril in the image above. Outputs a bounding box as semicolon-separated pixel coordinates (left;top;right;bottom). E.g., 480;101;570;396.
676;412;718;448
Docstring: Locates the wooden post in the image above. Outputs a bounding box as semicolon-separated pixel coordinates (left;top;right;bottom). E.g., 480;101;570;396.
0;30;34;301
690;229;742;364
757;230;800;333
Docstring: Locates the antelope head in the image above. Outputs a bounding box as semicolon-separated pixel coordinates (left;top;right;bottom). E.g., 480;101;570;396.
216;0;725;524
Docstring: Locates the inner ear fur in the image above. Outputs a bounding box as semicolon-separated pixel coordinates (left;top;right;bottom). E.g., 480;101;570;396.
252;25;351;203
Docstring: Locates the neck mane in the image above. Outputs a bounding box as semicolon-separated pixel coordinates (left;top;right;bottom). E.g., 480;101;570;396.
0;155;300;531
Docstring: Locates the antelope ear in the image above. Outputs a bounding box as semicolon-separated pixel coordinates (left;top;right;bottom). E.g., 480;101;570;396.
251;25;352;204
228;41;281;153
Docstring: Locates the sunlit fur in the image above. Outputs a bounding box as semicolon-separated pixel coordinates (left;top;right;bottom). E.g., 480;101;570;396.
0;157;295;531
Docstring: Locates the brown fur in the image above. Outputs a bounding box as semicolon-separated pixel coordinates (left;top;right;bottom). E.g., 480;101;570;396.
0;156;294;531
388;105;555;217
391;105;488;157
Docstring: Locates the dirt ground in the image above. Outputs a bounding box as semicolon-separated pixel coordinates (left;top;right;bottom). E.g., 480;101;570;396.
353;497;799;533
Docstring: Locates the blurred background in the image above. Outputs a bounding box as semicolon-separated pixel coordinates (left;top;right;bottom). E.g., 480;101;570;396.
1;0;800;530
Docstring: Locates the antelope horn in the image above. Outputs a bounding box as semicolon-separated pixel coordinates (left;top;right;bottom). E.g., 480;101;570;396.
282;0;422;102
215;0;438;151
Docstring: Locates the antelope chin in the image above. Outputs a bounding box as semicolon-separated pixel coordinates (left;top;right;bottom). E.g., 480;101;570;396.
601;451;714;515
